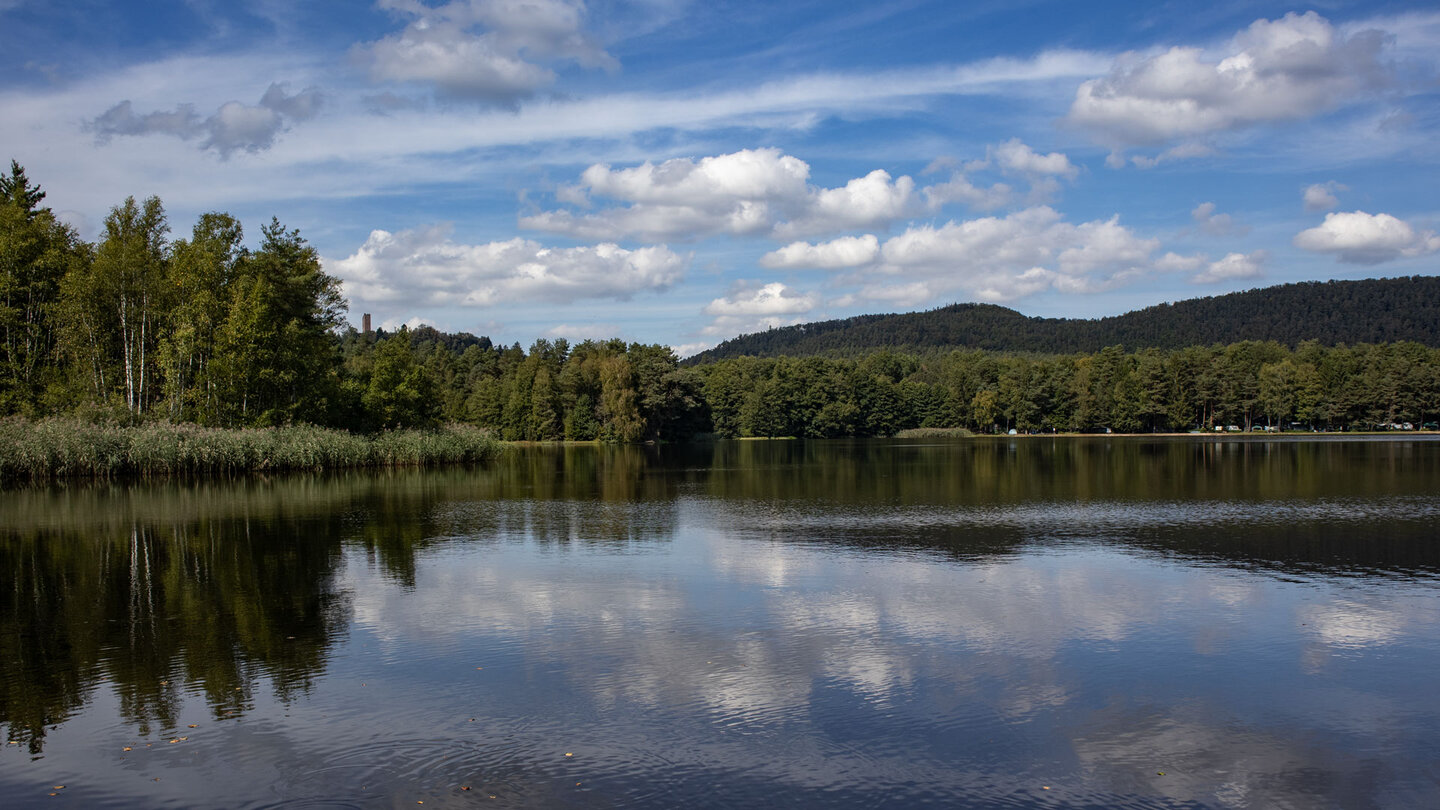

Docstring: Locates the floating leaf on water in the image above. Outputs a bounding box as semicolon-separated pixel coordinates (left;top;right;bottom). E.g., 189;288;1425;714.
123;747;132;752
188;725;198;728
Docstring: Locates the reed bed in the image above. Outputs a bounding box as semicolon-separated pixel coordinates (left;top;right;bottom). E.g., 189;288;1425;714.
0;419;504;482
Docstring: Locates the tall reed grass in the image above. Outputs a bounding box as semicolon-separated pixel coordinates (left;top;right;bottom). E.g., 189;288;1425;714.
0;419;504;482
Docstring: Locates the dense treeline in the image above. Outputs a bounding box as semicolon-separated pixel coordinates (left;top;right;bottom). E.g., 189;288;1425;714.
0;162;696;445
4;161;1438;445
689;276;1440;362
339;329;706;440
1;161;347;425
340;330;1439;438
693;342;1440;436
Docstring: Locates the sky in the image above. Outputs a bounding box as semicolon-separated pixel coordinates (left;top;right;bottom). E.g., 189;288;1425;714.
2;1;1438;355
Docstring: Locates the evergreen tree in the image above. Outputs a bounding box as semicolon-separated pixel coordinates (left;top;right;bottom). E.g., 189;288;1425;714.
0;162;82;414
362;327;438;429
211;219;345;425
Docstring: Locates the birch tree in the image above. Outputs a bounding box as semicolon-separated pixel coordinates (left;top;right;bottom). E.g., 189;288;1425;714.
90;197;169;415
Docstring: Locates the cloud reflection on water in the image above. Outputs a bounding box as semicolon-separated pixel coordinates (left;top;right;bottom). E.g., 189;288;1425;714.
339;492;1440;806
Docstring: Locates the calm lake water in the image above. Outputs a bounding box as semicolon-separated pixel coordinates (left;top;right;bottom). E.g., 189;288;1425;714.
3;437;1439;809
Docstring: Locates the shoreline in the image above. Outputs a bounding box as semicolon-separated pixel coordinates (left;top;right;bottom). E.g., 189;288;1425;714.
0;419;504;483
4;421;1435;486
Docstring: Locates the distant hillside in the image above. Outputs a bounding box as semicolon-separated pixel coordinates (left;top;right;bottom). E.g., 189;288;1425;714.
687;276;1440;362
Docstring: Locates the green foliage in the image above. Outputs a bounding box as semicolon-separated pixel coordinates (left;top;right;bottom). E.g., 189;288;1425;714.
215;218;347;426
361;327;439;430
693;341;1440;437
2;163;369;432
0;164;82;414
0;160;46;211
161;212;244;422
85;195;170;414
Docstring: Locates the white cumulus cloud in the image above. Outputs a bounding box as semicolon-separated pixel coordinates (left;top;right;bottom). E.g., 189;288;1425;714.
777;170;917;237
1069;11;1392;155
1192;250;1267;283
524;149;920;241
922;174;1015;211
1302;181;1347;212
701;281;819;336
760;235;880;270
521;148;807;240
1153;251;1207;273
1293;211;1440;265
872;206;1172;303
359;0;615;104
923;139;1074;210
577;148;811;205
991;138;1078;179
328;223;686;308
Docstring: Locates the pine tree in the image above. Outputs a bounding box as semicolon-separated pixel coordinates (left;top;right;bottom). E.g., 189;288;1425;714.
0;162;82;414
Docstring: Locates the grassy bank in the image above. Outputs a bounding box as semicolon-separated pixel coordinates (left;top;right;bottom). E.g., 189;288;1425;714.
0;419;504;482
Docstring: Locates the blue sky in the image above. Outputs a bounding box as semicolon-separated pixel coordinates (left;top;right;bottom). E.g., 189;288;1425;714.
3;1;1438;354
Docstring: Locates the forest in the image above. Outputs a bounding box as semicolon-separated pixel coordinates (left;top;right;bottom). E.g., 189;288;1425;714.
689;275;1440;361
3;160;1439;444
342;330;1440;438
1;162;346;426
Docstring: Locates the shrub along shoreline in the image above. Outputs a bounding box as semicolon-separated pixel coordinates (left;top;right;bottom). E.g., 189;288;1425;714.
0;419;504;482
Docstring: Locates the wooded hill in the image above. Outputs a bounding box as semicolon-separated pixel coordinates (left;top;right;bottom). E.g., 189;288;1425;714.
687;276;1440;362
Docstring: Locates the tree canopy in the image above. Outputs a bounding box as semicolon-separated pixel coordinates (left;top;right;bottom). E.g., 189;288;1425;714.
4;160;1439;441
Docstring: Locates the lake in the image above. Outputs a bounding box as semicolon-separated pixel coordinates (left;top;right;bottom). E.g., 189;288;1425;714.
2;437;1439;808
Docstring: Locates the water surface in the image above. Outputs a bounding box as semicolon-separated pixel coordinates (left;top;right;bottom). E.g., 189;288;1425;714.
2;437;1439;808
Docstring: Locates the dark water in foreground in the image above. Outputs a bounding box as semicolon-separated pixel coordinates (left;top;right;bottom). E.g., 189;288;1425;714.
2;437;1439;809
